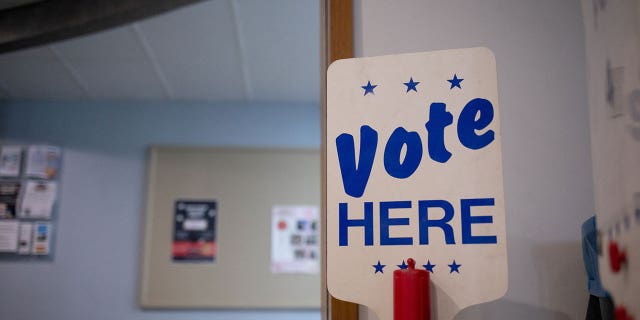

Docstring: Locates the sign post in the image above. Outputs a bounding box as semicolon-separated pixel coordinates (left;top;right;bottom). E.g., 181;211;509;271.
326;47;508;319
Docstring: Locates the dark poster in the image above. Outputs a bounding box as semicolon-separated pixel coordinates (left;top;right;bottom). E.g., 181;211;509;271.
172;200;217;262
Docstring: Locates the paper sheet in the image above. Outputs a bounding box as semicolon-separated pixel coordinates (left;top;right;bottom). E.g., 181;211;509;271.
271;205;319;274
0;146;22;177
18;180;57;219
0;220;19;252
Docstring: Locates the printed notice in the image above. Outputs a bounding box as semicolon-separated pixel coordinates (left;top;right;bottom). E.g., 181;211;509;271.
0;146;22;177
31;222;51;255
17;222;33;254
271;205;319;274
25;145;61;179
0;181;20;219
172;200;217;262
0;220;19;252
19;180;57;219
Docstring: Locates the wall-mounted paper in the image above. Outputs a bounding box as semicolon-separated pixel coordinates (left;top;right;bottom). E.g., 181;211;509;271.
18;181;57;219
0;220;19;252
17;222;33;255
25;145;61;179
172;200;217;262
271;205;319;274
0;146;22;177
0;181;20;219
31;222;51;255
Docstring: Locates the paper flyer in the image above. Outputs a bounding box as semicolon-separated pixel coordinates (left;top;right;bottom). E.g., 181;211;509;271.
31;222;51;255
0;220;19;252
0;181;20;219
18;180;57;219
172;200;217;262
0;146;22;177
17;222;33;255
25;145;61;179
271;205;320;274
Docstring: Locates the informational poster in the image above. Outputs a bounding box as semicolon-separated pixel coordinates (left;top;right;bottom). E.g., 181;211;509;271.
172;200;217;262
271;205;319;274
0;220;19;252
0;181;20;219
0;146;22;177
25;145;61;179
18;180;57;219
17;222;33;255
31;222;51;255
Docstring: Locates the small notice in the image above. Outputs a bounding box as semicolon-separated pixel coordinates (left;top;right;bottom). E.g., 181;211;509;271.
271;205;319;274
0;146;22;177
18;180;57;219
31;222;51;255
0;220;19;252
172;200;217;262
0;181;20;219
25;145;61;179
17;222;33;255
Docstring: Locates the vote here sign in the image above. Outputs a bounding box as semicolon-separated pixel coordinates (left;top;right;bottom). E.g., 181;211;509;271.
326;48;508;320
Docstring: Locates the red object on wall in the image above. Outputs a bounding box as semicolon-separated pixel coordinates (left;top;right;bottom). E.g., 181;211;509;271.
608;241;627;273
614;306;634;320
394;258;430;320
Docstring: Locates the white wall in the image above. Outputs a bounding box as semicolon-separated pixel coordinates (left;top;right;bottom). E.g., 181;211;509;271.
0;101;321;320
353;0;593;319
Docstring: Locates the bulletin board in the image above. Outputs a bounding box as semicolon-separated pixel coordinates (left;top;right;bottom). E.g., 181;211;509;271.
140;146;320;309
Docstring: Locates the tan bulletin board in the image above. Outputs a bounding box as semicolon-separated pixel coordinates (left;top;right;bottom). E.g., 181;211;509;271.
140;146;320;309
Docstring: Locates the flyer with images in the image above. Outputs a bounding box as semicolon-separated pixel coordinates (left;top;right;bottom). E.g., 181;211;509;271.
18;180;57;219
271;205;320;274
172;200;217;262
0;181;20;219
31;222;51;255
0;220;19;252
0;146;22;177
25;145;61;179
17;222;33;255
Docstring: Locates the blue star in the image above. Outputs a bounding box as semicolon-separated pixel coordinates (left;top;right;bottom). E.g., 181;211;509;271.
448;260;461;273
397;260;408;270
423;260;436;273
447;74;464;89
372;260;386;274
403;77;420;92
361;81;378;95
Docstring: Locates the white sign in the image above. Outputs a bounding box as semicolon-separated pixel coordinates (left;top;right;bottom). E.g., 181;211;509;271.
326;48;508;320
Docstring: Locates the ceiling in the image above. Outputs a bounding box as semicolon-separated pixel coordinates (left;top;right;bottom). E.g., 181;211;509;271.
0;0;320;103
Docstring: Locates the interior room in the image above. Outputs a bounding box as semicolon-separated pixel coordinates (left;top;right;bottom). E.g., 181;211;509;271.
0;0;637;320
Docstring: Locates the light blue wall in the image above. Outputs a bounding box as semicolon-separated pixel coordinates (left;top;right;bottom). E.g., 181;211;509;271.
0;101;321;320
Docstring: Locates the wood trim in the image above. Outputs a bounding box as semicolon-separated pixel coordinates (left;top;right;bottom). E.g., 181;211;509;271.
327;0;353;62
322;0;357;319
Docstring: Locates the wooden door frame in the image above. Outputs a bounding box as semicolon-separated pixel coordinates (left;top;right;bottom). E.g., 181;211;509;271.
321;0;358;319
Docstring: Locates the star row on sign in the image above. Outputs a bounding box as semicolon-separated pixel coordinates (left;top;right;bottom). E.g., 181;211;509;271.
361;73;464;96
372;259;461;274
607;209;640;238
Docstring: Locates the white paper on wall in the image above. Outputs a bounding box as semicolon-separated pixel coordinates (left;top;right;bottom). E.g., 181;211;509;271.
0;220;19;252
18;180;57;219
0;146;22;177
271;205;320;274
